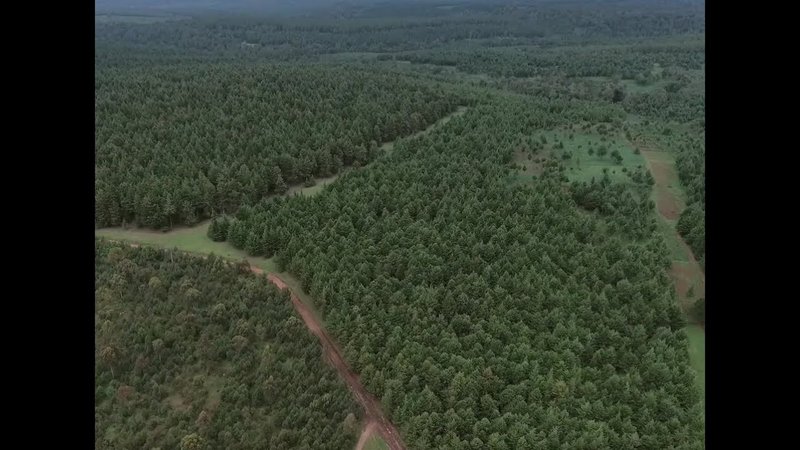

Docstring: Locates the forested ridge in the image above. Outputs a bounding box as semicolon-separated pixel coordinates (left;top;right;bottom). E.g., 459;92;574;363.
95;240;360;449
95;1;703;57
96;63;462;228
214;97;704;448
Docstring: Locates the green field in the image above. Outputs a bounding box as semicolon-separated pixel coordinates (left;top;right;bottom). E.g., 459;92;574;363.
685;325;705;396
526;130;646;184
94;222;328;319
95;222;280;273
94;169;334;268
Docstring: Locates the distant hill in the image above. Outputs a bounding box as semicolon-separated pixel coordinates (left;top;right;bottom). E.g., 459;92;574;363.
95;0;357;17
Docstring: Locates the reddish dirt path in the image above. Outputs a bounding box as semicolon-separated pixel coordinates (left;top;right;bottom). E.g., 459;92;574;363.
266;273;406;450
104;239;405;449
635;143;706;311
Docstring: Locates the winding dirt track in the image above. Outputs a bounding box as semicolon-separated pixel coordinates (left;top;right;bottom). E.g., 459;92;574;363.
105;240;404;449
266;273;406;450
636;143;706;310
98;109;475;449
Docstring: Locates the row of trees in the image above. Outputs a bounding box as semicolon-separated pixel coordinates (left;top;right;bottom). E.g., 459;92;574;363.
214;96;704;448
95;240;360;449
674;127;706;265
96;63;462;228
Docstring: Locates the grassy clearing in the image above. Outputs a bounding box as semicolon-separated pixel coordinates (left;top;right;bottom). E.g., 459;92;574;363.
528;130;646;184
95;222;330;317
364;435;390;450
94;224;328;320
95;223;280;273
685;325;705;396
509;128;646;187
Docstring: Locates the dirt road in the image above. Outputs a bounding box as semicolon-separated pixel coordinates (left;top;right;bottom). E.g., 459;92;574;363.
266;273;406;450
103;239;405;449
636;144;706;310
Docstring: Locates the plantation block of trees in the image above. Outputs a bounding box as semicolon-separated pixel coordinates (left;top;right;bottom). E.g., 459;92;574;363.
95;240;359;449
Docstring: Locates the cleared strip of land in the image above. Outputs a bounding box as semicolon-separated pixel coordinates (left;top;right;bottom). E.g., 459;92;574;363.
637;144;705;395
95;108;470;449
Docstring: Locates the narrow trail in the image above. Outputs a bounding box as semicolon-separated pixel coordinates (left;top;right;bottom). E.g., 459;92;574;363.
267;273;406;450
96;109;476;449
103;239;405;450
636;142;705;311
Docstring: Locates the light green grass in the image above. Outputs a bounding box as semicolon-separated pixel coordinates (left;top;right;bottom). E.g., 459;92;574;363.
685;325;705;396
95;222;279;273
96;223;330;325
532;130;646;184
364;435;390;450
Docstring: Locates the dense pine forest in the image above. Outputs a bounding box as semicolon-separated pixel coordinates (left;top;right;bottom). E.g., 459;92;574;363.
95;240;359;449
96;1;705;448
216;96;703;448
96;64;461;228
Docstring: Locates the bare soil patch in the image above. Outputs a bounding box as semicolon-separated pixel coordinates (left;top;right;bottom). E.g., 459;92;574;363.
266;272;406;450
